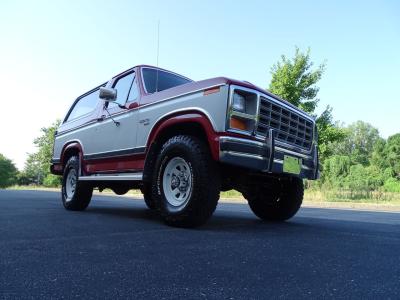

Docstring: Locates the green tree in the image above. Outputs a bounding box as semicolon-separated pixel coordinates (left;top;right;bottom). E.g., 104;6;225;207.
0;153;18;188
315;106;346;161
269;47;325;113
331;121;381;166
344;164;384;191
268;47;345;162
384;133;400;178
23;120;61;185
322;155;351;187
371;133;400;178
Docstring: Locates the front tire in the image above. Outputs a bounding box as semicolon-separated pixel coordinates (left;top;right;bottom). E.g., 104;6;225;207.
141;184;157;210
152;135;220;228
243;177;303;221
61;156;93;211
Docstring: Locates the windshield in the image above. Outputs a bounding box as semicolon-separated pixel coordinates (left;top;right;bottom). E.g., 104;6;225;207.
142;68;192;93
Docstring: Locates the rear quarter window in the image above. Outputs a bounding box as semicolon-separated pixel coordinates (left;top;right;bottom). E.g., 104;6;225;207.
142;68;192;93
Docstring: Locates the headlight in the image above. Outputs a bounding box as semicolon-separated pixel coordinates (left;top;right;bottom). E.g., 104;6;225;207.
228;87;258;134
232;92;245;112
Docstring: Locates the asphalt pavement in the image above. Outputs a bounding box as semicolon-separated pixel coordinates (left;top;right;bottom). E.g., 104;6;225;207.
1;190;399;299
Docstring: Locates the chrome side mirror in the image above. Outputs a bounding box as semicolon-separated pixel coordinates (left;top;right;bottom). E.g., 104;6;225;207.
99;87;117;102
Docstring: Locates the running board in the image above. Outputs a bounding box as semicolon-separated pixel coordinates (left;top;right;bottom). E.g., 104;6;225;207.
78;173;143;181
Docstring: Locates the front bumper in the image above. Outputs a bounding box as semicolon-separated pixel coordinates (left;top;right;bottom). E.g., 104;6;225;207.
219;134;319;180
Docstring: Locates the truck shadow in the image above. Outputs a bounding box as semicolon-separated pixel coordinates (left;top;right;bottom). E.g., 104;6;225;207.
84;198;399;232
84;200;313;232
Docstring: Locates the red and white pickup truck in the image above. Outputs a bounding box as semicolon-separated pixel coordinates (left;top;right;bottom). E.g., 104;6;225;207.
51;65;319;227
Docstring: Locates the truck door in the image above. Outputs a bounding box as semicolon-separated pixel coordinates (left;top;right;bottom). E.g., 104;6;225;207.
85;71;141;173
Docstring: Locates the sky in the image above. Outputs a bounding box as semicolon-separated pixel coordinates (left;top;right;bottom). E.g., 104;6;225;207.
0;0;399;169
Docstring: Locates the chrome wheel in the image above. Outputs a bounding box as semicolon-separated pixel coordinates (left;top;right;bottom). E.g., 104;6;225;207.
65;168;77;202
162;157;192;207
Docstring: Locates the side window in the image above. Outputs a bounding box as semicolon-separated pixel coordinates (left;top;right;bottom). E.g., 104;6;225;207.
127;77;139;102
109;72;135;108
66;89;99;122
142;68;191;93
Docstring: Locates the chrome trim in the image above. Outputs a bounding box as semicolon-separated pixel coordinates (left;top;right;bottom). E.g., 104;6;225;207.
218;136;312;160
230;111;257;120
274;140;314;155
256;96;314;152
221;151;265;161
227;128;253;137
228;85;314;123
141;67;193;94
83;146;145;158
79;173;143;181
226;85;259;134
226;85;315;153
219;136;265;147
275;146;312;160
260;92;314;121
268;128;275;171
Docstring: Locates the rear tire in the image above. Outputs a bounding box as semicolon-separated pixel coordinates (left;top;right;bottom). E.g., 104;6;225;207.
61;156;93;211
152;135;220;228
243;177;303;221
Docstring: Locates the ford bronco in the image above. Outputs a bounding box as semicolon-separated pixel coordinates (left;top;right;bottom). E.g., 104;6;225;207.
51;65;319;227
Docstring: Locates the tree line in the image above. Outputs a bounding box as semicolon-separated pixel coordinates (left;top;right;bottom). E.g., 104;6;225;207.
0;47;399;194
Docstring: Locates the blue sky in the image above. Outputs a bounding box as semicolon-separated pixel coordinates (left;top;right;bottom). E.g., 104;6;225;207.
0;0;399;169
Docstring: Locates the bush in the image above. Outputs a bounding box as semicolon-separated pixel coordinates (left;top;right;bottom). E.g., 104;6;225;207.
344;164;384;191
0;154;18;188
321;155;351;187
42;174;61;187
383;178;400;193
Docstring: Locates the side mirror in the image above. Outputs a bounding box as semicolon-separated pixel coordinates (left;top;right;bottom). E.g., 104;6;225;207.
99;87;117;102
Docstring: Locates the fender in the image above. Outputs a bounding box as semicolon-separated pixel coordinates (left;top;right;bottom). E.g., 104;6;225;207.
60;141;87;173
146;110;220;161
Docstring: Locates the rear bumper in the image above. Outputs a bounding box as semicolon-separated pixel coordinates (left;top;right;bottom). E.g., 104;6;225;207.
219;134;319;180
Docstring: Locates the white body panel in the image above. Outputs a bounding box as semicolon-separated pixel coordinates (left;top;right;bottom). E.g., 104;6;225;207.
52;85;229;161
53;109;138;159
136;85;229;148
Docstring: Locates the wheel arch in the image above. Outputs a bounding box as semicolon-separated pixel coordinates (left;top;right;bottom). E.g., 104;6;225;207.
60;141;84;173
142;110;220;182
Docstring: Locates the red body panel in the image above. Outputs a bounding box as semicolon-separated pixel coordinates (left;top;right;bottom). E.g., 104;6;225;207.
85;154;145;174
145;112;220;161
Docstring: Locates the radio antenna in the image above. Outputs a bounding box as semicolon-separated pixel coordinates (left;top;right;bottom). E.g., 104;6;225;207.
156;20;160;92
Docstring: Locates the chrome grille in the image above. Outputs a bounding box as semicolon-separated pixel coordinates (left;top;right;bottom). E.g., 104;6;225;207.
256;96;313;150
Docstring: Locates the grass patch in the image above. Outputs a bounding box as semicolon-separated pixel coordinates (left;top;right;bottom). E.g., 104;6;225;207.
305;189;400;204
6;185;400;205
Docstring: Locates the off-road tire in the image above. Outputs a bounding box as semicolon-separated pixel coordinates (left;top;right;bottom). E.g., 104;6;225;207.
61;156;93;211
152;135;220;228
141;183;157;210
243;177;303;221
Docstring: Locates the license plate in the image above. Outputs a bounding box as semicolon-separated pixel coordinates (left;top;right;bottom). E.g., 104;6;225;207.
283;155;302;175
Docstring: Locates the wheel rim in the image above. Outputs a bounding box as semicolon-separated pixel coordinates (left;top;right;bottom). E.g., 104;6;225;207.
65;168;77;202
162;157;192;207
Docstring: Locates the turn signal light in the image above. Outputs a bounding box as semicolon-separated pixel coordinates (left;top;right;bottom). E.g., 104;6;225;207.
230;117;247;131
